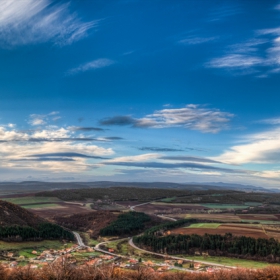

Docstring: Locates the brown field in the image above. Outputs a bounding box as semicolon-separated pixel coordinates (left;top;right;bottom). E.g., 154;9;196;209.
239;214;278;221
169;213;242;222
135;203;207;215
29;202;94;220
170;224;268;239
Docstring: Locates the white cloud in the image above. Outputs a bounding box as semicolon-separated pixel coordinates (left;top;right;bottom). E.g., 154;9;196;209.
67;58;115;75
137;104;233;133
0;0;97;47
207;54;263;69
104;153;160;163
0;124;114;173
214;126;280;164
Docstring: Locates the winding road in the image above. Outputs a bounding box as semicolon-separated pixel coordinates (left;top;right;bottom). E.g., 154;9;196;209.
72;201;236;271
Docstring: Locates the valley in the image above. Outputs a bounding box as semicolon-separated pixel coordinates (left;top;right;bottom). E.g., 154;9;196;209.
1;184;280;276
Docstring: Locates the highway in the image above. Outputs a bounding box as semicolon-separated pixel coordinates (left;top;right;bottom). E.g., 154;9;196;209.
73;231;87;247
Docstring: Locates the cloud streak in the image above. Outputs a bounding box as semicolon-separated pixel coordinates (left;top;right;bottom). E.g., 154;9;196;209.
100;104;233;133
138;147;184;152
103;160;247;174
207;5;280;77
67;58;115;75
0;0;97;47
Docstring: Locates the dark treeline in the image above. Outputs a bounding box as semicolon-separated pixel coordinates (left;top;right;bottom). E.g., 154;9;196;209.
0;223;74;242
144;219;197;235
100;212;151;236
134;232;280;262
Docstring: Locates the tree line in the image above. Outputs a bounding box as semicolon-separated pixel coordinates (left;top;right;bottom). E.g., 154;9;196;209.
0;223;74;242
134;231;280;262
100;212;151;236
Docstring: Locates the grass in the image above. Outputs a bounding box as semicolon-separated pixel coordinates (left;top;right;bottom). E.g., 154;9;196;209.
161;197;177;202
187;223;221;229
179;255;279;269
81;233;99;246
244;202;263;206
0;240;69;251
2;196;61;205
21;203;62;209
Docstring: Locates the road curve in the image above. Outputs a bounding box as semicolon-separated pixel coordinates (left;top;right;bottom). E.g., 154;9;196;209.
128;238;236;269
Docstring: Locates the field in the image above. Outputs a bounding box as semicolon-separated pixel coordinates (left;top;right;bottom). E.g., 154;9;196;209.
187;223;221;229
1;196;61;205
170;223;268;239
178;255;278;269
0;239;70;252
200;203;248;209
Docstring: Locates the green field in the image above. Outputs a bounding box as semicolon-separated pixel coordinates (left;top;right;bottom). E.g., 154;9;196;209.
187;223;221;229
0;240;70;251
21;203;62;209
201;203;248;209
2;196;61;205
161;197;177;202
180;255;279;269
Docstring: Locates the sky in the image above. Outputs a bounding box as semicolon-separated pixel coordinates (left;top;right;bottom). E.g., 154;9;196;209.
1;0;280;188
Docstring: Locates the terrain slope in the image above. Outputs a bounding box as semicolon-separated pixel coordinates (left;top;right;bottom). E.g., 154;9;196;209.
0;200;45;227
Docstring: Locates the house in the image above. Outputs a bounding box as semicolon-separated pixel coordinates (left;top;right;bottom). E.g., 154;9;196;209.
30;265;38;269
86;259;100;266
207;267;214;273
9;262;18;267
194;263;201;269
157;266;169;272
143;260;154;266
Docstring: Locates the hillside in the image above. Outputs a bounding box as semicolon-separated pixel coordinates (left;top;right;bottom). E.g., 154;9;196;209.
0;200;45;227
53;211;118;238
0;200;74;241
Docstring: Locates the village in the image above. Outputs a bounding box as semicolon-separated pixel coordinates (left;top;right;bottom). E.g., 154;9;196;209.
0;241;226;274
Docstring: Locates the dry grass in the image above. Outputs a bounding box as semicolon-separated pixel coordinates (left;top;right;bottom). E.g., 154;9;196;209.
3;261;280;280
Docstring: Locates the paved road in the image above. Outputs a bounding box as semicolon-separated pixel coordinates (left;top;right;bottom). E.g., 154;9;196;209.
128;238;236;269
73;231;87;247
94;239;130;259
130;201;153;211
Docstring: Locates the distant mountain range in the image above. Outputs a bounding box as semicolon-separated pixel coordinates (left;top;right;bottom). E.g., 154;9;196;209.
0;180;278;195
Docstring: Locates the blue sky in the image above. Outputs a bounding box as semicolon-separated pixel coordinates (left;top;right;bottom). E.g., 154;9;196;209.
1;0;280;188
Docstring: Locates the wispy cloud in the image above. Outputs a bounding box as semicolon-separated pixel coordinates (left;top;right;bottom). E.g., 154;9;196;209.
138;147;184;152
103;160;246;174
29;112;60;126
100;104;234;133
0;0;97;47
209;4;242;22
207;54;263;69
207;5;280;77
178;36;217;45
67;58;115;75
160;156;222;164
